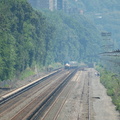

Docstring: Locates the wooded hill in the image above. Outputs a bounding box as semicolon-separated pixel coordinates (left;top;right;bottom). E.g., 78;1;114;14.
29;0;120;49
74;0;120;49
0;0;101;81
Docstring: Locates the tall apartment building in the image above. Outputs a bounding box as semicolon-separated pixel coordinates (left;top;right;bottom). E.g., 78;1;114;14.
29;0;66;11
57;0;63;10
50;0;65;11
57;0;67;11
51;0;54;11
37;0;53;11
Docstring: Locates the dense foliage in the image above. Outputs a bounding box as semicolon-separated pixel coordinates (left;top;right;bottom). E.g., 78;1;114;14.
43;11;101;63
0;0;101;81
0;0;55;80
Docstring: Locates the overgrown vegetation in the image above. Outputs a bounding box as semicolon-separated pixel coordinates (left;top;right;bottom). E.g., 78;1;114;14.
0;0;101;81
0;0;55;81
19;68;35;80
96;65;120;111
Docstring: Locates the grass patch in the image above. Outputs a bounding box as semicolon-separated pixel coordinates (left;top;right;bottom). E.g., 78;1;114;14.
19;68;35;80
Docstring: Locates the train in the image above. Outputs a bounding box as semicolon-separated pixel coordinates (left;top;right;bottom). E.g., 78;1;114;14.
64;61;78;69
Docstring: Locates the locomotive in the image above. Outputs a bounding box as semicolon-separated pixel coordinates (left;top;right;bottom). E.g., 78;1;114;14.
64;61;78;69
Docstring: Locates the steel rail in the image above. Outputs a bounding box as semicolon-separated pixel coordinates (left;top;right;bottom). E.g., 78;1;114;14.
27;69;77;120
0;69;61;105
88;72;91;120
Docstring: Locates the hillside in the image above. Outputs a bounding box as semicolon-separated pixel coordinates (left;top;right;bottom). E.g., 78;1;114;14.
0;0;54;80
74;0;120;12
0;0;101;81
74;0;120;49
67;0;120;49
28;0;120;49
43;11;101;63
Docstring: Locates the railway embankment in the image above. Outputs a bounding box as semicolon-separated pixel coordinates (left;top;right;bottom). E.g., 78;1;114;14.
96;65;120;112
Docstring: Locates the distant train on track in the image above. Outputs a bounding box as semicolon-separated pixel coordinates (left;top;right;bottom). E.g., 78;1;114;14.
64;61;78;69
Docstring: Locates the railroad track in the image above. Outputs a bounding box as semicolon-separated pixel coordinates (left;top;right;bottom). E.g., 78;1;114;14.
78;71;91;120
40;69;81;120
0;69;61;105
26;69;77;120
0;69;77;120
38;69;91;120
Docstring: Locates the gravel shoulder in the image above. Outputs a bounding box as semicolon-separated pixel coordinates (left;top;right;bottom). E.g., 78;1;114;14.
91;68;120;120
56;69;90;120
